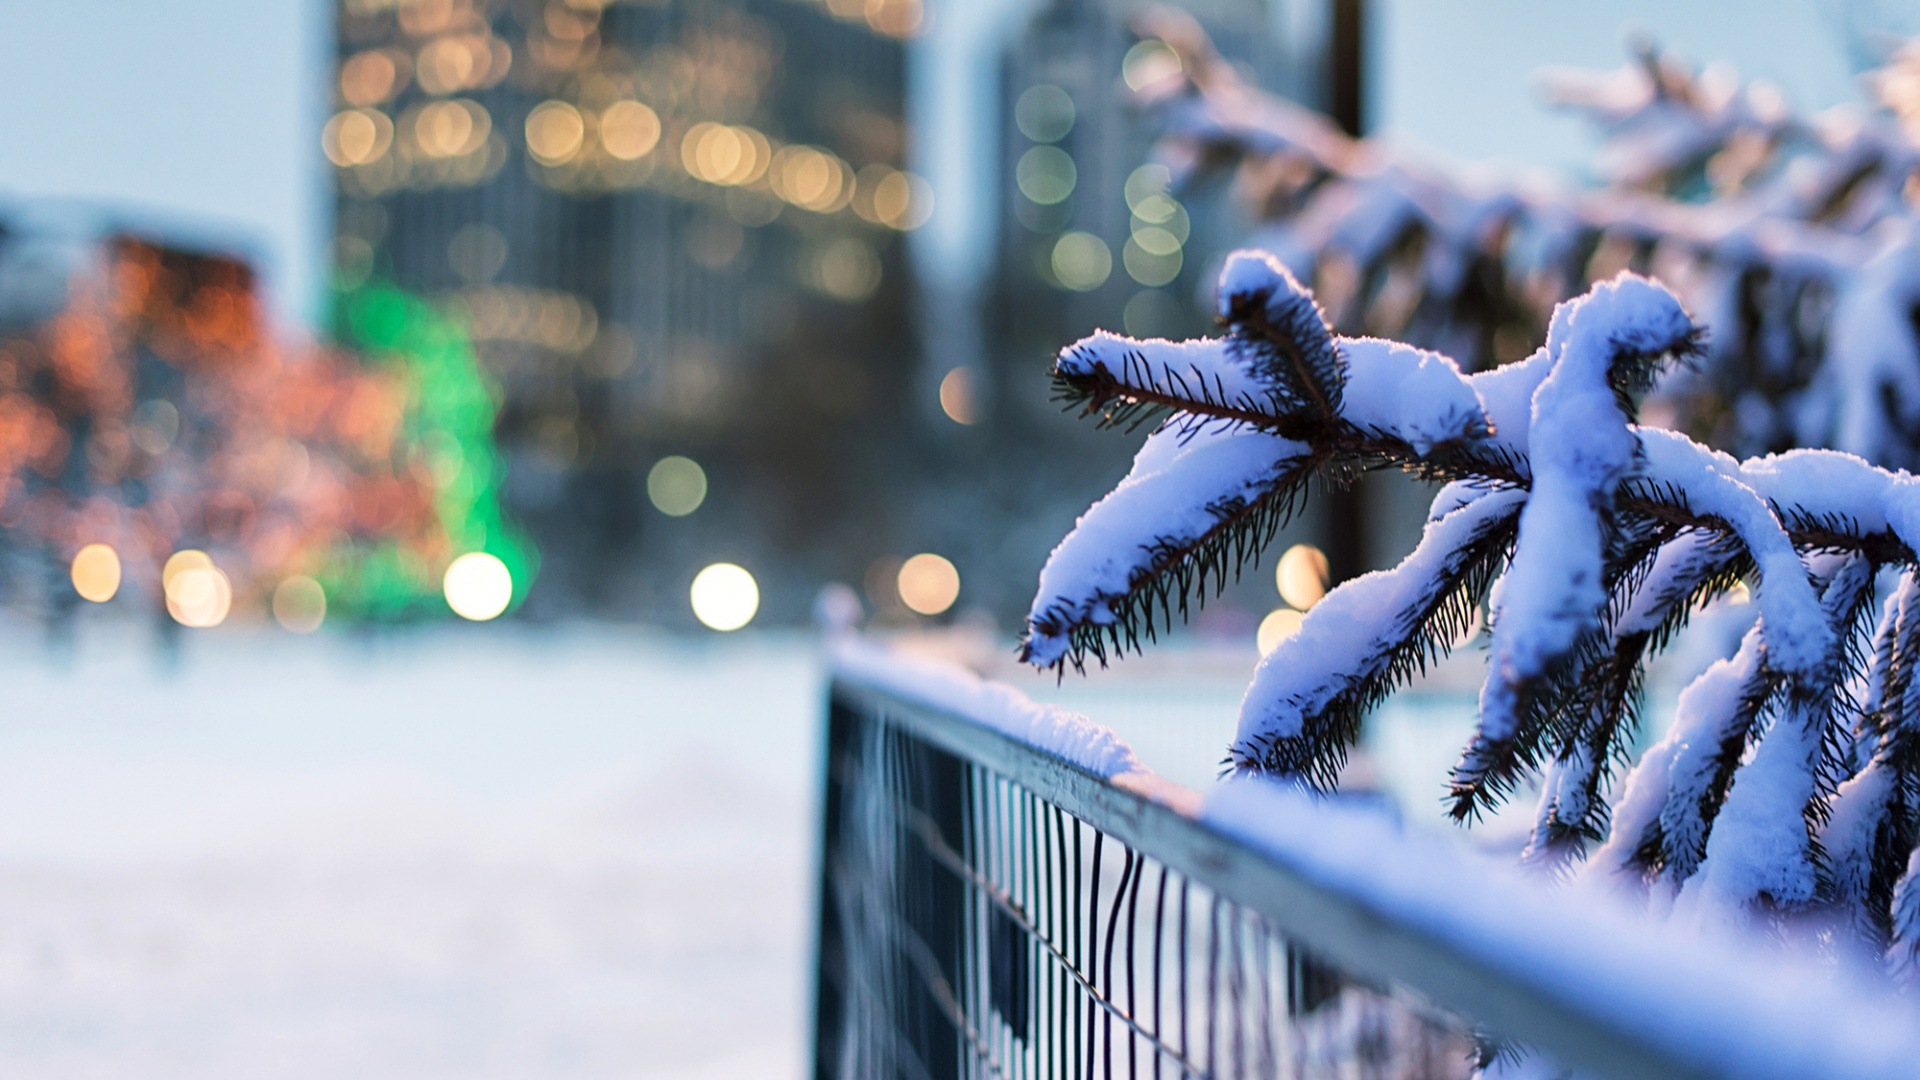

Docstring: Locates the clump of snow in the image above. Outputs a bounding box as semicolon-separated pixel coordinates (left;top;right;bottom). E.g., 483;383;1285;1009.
1055;330;1275;417
1023;421;1308;667
1337;337;1488;454
1677;557;1870;923
1234;486;1523;757
1480;276;1696;750
1638;430;1830;674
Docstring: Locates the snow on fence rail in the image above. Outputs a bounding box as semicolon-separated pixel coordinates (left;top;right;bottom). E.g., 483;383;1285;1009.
815;640;1920;1080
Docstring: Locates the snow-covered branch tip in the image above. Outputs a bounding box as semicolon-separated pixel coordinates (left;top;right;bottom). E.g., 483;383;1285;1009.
1024;250;1920;952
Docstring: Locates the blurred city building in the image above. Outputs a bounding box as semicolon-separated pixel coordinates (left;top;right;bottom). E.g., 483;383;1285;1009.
0;207;523;643
329;0;930;621
932;0;1330;621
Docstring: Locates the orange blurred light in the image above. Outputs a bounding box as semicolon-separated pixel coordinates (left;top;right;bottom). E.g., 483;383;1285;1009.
340;50;400;106
70;543;120;602
897;553;959;615
323;109;394;167
1277;543;1329;610
938;367;978;425
525;101;585;165
166;564;232;628
599;100;660;160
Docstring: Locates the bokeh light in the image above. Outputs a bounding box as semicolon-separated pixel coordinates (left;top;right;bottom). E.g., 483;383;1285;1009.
323;109;395;166
807;238;882;301
273;576;328;634
525;101;585;165
599;100;661;160
162;550;213;593
1258;608;1305;655
1278;544;1330;610
1052;232;1112;291
443;552;513;621
691;563;759;631
772;145;852;211
939;366;979;425
897;553;960;616
1122;40;1183;92
1016;145;1076;205
647;456;708;516
70;544;121;603
1015;84;1076;143
410;99;490;158
167;563;233;629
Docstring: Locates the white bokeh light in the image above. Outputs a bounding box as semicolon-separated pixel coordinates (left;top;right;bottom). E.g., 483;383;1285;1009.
690;563;759;631
443;552;513;621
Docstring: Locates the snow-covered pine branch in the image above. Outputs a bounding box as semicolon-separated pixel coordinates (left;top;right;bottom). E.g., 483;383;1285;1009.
1023;249;1920;952
1133;14;1920;469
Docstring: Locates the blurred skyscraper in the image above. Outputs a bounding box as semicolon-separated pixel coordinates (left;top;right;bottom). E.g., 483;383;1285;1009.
928;0;1322;620
328;0;929;620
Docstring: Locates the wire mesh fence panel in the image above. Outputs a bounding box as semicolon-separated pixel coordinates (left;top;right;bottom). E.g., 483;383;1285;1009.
815;688;1478;1080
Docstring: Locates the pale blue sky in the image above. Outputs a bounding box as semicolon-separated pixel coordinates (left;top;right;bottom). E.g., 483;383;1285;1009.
0;0;1903;329
0;0;325;324
1374;0;1899;176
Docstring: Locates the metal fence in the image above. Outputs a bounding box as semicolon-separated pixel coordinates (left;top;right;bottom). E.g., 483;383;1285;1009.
812;653;1920;1080
814;681;1470;1080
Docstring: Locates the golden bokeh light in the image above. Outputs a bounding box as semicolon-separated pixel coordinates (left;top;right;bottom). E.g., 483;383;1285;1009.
872;169;931;229
340;50;400;106
1278;543;1330;610
599;100;661;160
443;552;513;621
864;0;924;37
691;563;759;631
162;549;213;592
682;123;769;186
772;145;850;211
273;576;327;634
646;455;708;516
70;543;121;603
415;34;501;95
897;553;960;616
411;100;490;158
166;563;233;629
323;109;394;167
939;366;978;425
1258;608;1305;655
526;101;586;165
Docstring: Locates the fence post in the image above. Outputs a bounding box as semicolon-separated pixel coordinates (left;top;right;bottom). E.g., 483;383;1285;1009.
811;693;855;1080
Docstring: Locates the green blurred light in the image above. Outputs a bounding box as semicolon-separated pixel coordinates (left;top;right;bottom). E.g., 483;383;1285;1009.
322;277;537;621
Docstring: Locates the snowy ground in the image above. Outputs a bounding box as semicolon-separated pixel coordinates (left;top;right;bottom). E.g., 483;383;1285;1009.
0;617;1585;1078
0;623;822;1079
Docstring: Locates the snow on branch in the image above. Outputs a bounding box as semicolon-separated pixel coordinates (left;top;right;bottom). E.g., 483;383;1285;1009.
1135;18;1920;470
1024;252;1920;957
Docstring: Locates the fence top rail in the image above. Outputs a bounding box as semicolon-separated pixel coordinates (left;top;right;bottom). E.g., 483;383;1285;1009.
828;637;1920;1080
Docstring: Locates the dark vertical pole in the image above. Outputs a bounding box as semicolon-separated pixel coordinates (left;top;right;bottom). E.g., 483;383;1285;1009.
1329;0;1365;137
811;693;855;1080
1325;0;1368;584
